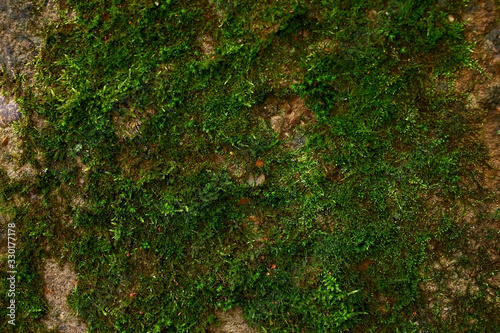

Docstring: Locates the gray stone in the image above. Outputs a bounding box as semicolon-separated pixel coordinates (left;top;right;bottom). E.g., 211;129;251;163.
0;95;21;127
485;28;500;52
293;133;306;147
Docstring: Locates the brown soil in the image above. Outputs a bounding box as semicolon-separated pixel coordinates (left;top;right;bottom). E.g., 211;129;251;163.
456;0;500;225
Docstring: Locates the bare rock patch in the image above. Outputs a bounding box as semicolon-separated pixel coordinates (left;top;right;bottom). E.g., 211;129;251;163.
42;258;88;333
208;307;258;333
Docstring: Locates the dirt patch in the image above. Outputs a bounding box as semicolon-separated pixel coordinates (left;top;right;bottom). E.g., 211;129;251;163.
206;0;228;22
482;110;500;190
227;160;245;179
423;251;479;315
208;307;258;333
261;95;315;141
42;258;88;333
456;0;500;211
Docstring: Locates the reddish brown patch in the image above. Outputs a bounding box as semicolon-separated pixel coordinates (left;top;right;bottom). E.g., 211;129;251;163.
421;0;500;308
1;136;8;146
247;215;260;224
269;96;316;139
238;198;249;205
255;158;265;168
359;258;374;271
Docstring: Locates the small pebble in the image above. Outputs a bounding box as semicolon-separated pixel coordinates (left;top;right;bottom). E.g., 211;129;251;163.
0;95;22;128
248;174;265;186
247;174;255;185
255;174;265;186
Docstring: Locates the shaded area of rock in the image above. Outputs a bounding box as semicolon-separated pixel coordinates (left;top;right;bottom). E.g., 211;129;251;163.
291;133;306;149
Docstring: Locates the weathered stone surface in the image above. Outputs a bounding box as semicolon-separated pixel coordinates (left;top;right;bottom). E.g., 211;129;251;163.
42;259;88;333
0;0;60;86
248;173;265;186
0;94;21;127
208;307;257;333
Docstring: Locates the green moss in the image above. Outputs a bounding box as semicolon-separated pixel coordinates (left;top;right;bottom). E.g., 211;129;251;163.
1;0;499;332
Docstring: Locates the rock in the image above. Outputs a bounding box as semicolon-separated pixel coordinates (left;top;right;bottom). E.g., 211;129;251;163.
198;34;215;55
228;162;245;178
112;114;142;139
42;259;88;332
247;174;254;185
0;0;60;85
485;27;500;53
466;94;479;109
292;133;306;148
0;95;21;127
436;81;450;94
270;115;284;132
367;9;379;22
247;174;265;186
255;174;265;186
